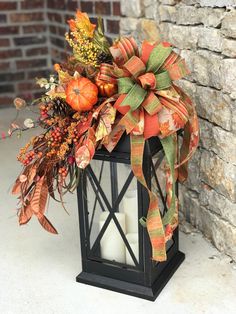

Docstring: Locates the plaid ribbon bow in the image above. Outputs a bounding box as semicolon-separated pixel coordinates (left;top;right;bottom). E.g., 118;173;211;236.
98;37;199;262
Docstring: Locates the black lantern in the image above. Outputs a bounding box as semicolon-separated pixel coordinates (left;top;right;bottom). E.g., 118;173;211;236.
76;135;185;301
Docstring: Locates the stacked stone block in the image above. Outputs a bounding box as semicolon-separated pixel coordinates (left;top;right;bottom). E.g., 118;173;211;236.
120;0;236;260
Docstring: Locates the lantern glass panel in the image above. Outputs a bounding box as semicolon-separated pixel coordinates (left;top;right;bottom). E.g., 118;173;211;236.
85;159;140;268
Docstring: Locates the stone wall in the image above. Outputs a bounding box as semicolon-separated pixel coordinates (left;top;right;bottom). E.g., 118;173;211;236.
0;0;120;106
120;0;236;260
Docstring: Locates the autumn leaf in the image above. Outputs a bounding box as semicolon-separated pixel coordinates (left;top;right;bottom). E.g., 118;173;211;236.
68;11;96;38
76;113;93;138
31;176;48;215
75;145;91;169
95;104;116;141
103;122;125;153
38;214;58;234
19;205;33;225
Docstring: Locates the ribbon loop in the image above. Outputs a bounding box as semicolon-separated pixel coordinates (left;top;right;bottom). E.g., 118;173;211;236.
138;72;156;90
123;56;146;78
119;83;147;111
146;43;172;73
117;77;134;94
155;71;172;90
110;37;139;66
142;91;162;115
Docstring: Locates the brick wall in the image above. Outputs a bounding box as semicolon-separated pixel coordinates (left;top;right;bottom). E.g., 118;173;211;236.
0;1;50;107
120;0;236;261
0;0;121;106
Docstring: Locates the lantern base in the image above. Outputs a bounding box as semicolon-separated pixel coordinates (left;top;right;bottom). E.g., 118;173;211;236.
76;250;185;301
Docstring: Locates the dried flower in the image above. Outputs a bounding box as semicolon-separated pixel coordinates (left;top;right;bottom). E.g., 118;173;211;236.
24;118;34;129
14;97;26;110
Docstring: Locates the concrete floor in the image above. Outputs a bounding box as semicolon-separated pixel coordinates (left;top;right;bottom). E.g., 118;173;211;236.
0;108;236;314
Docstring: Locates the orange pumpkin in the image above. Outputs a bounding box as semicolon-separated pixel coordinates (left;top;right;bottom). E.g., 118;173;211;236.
95;76;117;98
66;77;98;112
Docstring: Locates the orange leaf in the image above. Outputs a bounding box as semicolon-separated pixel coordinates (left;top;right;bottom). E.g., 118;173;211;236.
31;176;48;215
19;205;33;225
38;214;58;234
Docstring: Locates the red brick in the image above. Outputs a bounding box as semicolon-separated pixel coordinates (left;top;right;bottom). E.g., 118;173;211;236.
26;47;48;56
17;82;35;91
51;48;61;61
47;12;62;23
57;26;66;36
65;14;74;21
16;59;47;70
81;1;93;13
0;38;10;47
49;25;57;34
95;2;111;15
23;25;47;34
0;72;25;81
50;36;65;49
106;19;120;34
0;2;17;10
10;13;44;23
14;36;46;46
47;0;66;10
0;62;10;71
66;0;78;12
67;0;78;11
0;14;7;23
21;0;44;9
0;85;14;94
113;2;121;16
28;70;50;80
0;49;22;59
16;92;33;102
0;26;19;35
0;96;14;107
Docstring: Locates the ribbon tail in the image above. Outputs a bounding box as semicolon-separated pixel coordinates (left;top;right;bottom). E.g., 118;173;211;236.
174;87;200;181
160;134;178;232
130;134;166;262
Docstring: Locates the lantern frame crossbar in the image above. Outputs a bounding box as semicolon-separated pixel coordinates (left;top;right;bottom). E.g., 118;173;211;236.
86;164;140;268
88;160;105;237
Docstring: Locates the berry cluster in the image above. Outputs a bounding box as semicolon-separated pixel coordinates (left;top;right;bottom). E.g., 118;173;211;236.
20;150;43;165
48;127;66;147
40;104;49;118
21;151;35;166
58;166;67;179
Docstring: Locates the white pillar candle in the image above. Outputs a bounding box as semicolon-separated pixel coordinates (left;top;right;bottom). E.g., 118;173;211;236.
123;190;138;233
99;212;126;263
125;233;139;266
